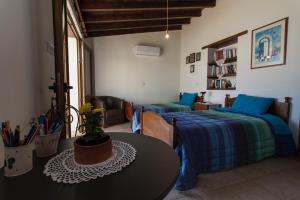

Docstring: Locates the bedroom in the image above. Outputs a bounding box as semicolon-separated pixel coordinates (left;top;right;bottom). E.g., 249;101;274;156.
0;0;300;200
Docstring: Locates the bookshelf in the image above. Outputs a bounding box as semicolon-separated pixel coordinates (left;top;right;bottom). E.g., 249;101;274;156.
203;31;248;91
206;47;237;90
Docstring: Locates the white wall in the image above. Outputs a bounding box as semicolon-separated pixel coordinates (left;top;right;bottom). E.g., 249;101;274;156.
84;38;94;96
180;0;300;141
0;0;40;168
35;0;56;113
85;38;94;50
93;31;181;104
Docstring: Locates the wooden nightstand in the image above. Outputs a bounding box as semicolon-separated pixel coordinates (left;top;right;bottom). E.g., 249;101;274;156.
195;103;221;111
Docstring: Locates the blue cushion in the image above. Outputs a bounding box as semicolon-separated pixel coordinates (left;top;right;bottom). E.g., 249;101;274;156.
179;93;198;106
231;94;274;115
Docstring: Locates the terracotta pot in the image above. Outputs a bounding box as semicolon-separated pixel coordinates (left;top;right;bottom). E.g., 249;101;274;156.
74;138;112;165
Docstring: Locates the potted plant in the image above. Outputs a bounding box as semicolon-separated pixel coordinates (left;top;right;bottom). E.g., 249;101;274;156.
74;103;112;165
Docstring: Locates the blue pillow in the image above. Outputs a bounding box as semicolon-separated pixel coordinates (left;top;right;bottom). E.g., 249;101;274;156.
231;94;274;115
179;93;198;106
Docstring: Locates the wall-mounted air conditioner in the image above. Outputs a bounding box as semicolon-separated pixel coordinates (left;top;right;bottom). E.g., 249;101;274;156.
135;45;161;57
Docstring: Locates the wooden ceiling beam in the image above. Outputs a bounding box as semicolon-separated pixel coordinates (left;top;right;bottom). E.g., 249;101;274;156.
82;9;202;23
79;0;216;11
85;18;190;31
87;25;182;37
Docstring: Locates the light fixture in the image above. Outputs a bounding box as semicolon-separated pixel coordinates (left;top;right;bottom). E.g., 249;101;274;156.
165;0;170;39
165;30;170;39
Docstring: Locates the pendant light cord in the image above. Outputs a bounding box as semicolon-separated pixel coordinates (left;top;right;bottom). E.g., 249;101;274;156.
166;0;169;32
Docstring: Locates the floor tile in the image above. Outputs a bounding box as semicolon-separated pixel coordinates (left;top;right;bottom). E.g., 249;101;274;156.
197;169;246;190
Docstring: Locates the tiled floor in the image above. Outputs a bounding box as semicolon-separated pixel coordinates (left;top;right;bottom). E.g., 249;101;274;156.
106;123;300;200
165;158;300;200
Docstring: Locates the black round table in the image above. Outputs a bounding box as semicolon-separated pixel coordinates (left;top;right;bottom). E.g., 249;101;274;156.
0;132;179;200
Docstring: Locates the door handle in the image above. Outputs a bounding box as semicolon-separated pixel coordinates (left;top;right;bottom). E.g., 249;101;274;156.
48;77;57;93
48;76;72;93
63;83;73;93
49;82;72;93
48;82;57;93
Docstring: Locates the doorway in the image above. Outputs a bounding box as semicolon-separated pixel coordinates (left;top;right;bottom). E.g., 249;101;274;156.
83;44;95;97
68;28;79;136
67;14;84;137
52;0;94;138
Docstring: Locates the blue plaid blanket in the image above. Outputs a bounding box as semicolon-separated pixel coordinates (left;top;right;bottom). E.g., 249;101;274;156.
161;110;296;190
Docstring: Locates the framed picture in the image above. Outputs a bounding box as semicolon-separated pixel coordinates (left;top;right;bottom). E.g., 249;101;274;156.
186;56;190;64
209;79;216;89
215;79;221;89
189;53;195;63
196;52;201;61
221;79;228;89
251;17;288;69
190;65;195;73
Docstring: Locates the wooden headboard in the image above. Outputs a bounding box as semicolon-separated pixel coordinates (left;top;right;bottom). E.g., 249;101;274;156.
124;101;134;122
225;94;291;123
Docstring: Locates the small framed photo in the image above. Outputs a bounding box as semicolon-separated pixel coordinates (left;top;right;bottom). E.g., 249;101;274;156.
196;52;201;61
251;17;288;69
190;65;195;73
221;79;227;89
186;56;190;64
210;80;216;89
215;79;221;89
189;53;195;63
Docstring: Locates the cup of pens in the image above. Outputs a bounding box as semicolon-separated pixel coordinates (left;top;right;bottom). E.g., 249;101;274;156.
1;121;38;177
4;144;33;177
35;115;63;158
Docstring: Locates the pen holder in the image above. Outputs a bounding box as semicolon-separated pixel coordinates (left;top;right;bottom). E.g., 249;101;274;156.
4;144;33;177
35;131;61;158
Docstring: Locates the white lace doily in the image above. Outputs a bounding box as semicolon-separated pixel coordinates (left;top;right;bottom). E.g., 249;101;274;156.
44;140;136;184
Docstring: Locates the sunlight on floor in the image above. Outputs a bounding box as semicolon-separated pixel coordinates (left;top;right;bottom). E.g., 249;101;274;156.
103;122;132;133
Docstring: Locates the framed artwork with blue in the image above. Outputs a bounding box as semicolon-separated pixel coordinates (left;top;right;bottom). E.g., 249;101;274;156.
251;18;288;69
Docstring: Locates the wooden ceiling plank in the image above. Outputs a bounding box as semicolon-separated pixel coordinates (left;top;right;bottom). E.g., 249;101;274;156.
82;9;202;22
87;25;179;32
86;25;182;37
85;18;190;31
74;0;87;36
79;0;216;11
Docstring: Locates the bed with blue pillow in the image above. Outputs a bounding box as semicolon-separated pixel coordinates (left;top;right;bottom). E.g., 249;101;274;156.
141;94;296;191
129;92;201;133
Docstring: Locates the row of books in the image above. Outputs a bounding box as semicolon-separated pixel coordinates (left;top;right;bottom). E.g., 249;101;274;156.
208;64;237;77
222;64;237;75
214;48;237;61
208;78;235;89
225;48;237;59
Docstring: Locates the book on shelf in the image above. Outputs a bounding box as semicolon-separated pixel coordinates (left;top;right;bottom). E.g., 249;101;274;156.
222;64;237;75
208;64;237;77
215;50;225;60
214;47;237;63
225;48;237;59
